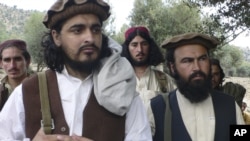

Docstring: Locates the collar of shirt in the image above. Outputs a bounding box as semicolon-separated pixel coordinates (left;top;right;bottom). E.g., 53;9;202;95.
176;90;215;141
56;67;93;135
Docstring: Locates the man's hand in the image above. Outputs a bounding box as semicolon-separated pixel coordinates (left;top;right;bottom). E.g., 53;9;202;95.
32;128;93;141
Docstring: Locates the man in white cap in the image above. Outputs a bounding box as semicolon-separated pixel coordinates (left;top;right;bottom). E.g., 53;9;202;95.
0;0;151;140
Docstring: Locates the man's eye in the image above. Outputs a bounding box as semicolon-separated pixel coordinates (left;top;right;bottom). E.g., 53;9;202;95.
73;29;81;34
3;58;11;62
92;27;101;33
141;42;149;46
200;56;207;61
130;43;137;47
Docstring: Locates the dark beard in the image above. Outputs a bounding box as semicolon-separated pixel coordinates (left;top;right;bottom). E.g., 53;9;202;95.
175;70;212;103
129;54;149;67
62;51;101;74
130;59;148;66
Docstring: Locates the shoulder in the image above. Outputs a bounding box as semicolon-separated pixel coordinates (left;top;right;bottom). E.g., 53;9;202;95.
223;82;246;95
211;90;235;101
152;68;166;77
210;90;237;112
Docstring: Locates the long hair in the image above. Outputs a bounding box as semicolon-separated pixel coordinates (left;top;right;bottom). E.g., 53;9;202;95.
41;30;112;73
121;30;164;66
210;58;225;85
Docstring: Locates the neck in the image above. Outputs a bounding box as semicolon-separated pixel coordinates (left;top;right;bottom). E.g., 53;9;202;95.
65;64;90;80
134;65;148;79
7;74;28;89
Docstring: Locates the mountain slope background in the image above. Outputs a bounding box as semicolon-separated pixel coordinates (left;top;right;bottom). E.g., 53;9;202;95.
0;3;40;41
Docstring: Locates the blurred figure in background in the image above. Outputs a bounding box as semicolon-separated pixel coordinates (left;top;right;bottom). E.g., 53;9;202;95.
0;39;31;111
121;26;175;103
242;102;250;124
121;26;175;136
210;58;246;107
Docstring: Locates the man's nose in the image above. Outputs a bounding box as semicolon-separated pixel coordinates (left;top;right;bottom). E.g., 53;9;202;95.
83;29;94;44
10;60;17;68
136;45;143;52
192;60;201;71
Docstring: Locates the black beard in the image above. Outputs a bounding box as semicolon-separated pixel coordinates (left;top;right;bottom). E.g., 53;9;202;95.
129;55;149;67
62;51;101;74
130;59;148;66
175;70;212;103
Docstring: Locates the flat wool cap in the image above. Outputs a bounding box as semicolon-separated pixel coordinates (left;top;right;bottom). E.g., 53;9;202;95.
0;39;27;52
43;0;111;29
161;33;220;50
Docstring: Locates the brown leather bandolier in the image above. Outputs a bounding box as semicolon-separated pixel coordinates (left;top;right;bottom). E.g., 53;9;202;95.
0;83;9;111
22;70;125;140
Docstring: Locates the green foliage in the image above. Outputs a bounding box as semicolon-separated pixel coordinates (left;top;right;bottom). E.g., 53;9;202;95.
187;0;250;44
103;0;116;36
111;24;129;44
0;22;8;42
103;12;116;36
0;3;34;39
236;61;250;77
24;11;47;72
212;44;244;76
242;47;250;62
128;0;215;44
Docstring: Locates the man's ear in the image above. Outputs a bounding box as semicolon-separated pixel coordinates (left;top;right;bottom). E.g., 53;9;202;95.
169;62;175;75
51;30;61;47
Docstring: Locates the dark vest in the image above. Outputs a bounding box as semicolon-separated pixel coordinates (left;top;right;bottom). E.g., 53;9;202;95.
0;83;9;111
151;90;236;141
22;70;125;140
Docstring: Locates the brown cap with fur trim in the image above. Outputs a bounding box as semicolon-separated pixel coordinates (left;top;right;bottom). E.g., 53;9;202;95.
43;0;111;29
161;33;220;50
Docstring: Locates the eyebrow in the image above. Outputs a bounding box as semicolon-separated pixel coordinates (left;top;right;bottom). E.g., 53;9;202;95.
70;23;101;29
180;54;208;61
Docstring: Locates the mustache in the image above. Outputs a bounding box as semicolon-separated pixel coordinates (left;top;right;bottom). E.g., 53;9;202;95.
189;71;206;81
136;53;145;57
78;44;99;53
8;68;19;71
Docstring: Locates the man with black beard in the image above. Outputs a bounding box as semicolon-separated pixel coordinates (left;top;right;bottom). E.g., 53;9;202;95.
150;33;245;141
121;26;175;136
0;0;152;140
174;66;211;103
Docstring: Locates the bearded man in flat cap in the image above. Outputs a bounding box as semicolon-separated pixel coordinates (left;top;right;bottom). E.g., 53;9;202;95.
149;33;245;141
0;0;151;140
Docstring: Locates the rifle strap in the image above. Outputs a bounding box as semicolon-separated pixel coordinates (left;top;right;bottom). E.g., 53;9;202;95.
38;71;54;134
